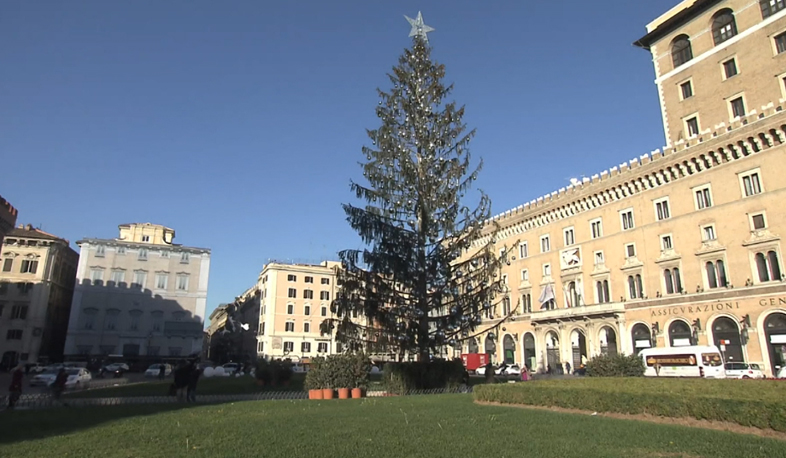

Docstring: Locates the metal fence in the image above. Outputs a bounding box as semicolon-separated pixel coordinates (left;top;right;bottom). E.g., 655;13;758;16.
5;386;473;411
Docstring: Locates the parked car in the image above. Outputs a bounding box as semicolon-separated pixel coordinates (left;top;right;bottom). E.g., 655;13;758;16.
475;364;520;376
26;362;47;373
776;366;786;379
724;362;765;379
99;363;129;378
222;363;240;375
144;363;172;378
291;363;307;373
30;368;92;389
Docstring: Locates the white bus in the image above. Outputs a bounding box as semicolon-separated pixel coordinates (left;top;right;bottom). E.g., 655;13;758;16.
639;345;726;378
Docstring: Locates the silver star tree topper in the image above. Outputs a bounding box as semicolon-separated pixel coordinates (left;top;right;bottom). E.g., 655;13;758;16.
405;11;434;42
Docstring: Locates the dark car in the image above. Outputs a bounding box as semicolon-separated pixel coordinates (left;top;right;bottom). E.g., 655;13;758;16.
99;362;129;378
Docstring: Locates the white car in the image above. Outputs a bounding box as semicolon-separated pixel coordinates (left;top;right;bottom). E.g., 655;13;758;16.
776;367;786;379
475;364;521;376
30;368;92;389
724;362;765;379
223;363;240;375
144;364;172;377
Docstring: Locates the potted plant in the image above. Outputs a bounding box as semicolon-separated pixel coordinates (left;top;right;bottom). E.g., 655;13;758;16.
336;355;352;400
254;359;272;386
321;356;336;400
350;353;371;398
305;357;324;400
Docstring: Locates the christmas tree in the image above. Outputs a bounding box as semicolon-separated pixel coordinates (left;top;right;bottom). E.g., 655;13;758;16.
325;13;515;361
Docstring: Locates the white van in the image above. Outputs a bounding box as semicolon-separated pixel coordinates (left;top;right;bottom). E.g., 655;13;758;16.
639;345;726;378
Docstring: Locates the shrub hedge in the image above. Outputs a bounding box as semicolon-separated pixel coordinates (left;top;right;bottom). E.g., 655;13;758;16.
383;359;465;394
473;378;786;431
585;353;645;377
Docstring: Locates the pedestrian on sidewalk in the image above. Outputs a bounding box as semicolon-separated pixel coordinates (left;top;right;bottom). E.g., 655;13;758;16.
187;362;201;403
51;368;69;406
565;361;572;375
173;361;189;402
7;364;24;410
158;364;165;380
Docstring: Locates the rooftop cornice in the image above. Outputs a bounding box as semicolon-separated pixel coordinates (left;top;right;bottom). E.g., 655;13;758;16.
475;100;786;246
77;237;211;254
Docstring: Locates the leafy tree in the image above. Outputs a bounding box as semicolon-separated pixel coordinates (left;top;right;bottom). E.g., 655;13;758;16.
325;22;515;361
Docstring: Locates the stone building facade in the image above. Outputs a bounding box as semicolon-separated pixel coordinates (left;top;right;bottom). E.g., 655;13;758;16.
0;225;78;368
64;223;211;362
0;196;17;247
466;0;786;376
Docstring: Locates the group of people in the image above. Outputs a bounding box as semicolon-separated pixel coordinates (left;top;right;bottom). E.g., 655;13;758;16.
170;360;201;402
6;364;69;410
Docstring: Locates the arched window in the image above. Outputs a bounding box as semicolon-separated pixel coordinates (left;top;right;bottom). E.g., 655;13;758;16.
628;275;637;299
671;35;693;67
636;274;644;298
674;268;682;293
706;261;718;289
664;269;675;294
567;281;580;307
717;260;728;287
712;9;737;45
769;251;782;280
603;280;610;303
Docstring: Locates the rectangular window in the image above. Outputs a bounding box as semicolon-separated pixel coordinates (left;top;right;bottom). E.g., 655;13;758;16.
304;305;311;315
288;274;297;282
20;259;38;274
2;259;12;272
751;213;767;230
138;249;148;261
305;276;313;283
563;228;575;246
320;291;330;300
132;271;146;289
685;117;699;137
91;268;104;283
321;306;327;317
761;0;786;19
177;274;189;291
304;322;311;333
702;225;717;241
117;246;126;255
661;235;673;250
288;288;296;298
594;251;604;265
284;342;294;352
10;304;28;320
318;342;328;353
287;304;294;314
730;96;745;119
95;246;105;257
6;329;22;340
540;235;550;253
142;235;150;242
519;242;529;259
155;274;168;290
520;269;529;282
543;264;551;277
694;186;713;210
655;198;671;221
620;210;635;231
302;342;311;353
303;289;313;299
723;58;738;79
111;270;124;285
741;171;763;197
285;322;295;332
680;80;693;99
590;219;602;239
160;250;169;258
626;244;636;258
321;278;330;285
260;322;266;335
180;252;190;264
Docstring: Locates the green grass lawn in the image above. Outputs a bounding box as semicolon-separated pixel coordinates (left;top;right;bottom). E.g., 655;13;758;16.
2;395;782;458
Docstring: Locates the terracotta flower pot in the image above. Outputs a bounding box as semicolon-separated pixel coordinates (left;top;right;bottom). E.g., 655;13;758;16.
322;388;335;399
338;388;350;399
309;389;323;400
351;388;363;399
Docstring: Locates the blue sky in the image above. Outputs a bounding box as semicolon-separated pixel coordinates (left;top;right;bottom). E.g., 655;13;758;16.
1;1;677;322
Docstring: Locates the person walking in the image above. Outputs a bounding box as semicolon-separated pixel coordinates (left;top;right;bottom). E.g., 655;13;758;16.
51;368;69;406
158;364;166;380
565;361;572;375
173;362;189;402
7;364;24;410
187;363;201;403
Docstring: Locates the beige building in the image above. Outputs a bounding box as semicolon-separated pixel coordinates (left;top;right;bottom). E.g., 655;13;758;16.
64;223;211;362
256;260;344;360
466;0;786;376
0;225;78;368
0;196;17;247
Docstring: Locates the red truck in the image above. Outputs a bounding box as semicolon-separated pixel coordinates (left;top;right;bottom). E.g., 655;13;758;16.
461;353;489;373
